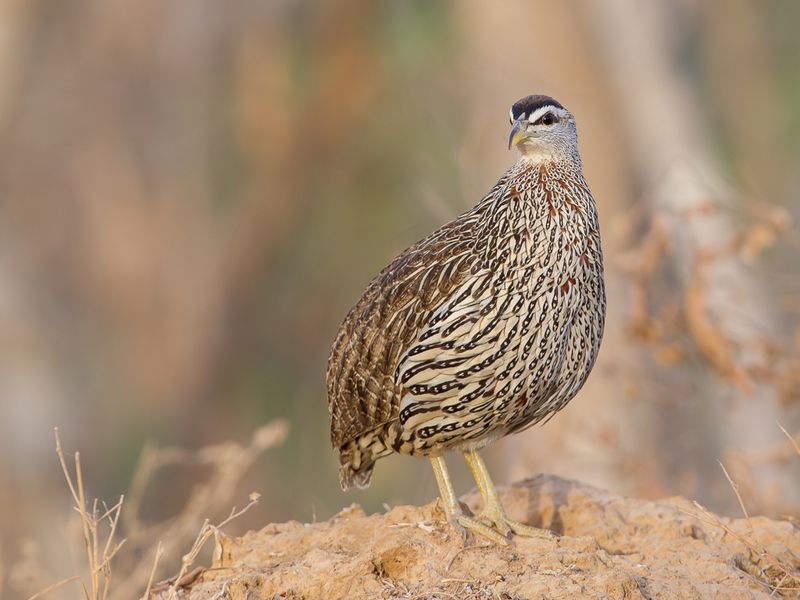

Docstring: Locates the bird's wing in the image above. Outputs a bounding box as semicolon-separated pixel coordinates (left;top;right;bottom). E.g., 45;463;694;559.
326;218;480;449
393;197;565;446
326;166;521;450
393;265;539;446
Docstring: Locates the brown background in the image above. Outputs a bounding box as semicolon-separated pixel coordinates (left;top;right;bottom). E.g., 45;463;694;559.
1;0;799;595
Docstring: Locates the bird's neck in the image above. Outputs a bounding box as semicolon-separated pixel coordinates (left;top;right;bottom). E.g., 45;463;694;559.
513;154;583;183
515;149;582;172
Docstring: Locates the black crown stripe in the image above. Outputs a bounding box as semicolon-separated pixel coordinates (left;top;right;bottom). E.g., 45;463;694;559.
511;94;564;120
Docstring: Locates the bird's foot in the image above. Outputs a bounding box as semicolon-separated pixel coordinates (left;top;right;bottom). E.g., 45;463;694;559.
475;504;553;540
449;512;510;545
434;497;510;545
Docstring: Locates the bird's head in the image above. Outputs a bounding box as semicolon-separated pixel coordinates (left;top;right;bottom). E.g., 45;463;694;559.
508;95;579;164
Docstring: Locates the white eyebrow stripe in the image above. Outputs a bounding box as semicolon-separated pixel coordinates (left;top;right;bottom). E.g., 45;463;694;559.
527;105;568;123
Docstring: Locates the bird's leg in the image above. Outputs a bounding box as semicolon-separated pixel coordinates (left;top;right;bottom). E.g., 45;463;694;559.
428;455;508;544
463;449;552;539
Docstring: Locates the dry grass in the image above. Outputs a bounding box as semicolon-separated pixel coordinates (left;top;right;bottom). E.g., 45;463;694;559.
679;430;800;598
148;492;261;598
723;423;800;517
779;423;800;457
26;428;128;600
683;497;799;597
20;421;288;600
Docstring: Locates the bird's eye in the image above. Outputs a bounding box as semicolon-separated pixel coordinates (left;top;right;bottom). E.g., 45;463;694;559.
536;113;556;126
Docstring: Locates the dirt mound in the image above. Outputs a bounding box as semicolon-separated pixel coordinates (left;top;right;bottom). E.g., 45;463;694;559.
180;475;799;599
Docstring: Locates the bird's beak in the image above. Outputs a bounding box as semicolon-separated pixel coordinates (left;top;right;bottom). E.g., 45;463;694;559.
508;119;528;150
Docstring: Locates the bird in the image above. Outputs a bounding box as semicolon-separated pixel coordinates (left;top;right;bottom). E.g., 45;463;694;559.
326;94;605;543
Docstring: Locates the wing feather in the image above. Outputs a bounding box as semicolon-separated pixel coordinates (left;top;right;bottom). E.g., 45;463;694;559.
326;169;517;450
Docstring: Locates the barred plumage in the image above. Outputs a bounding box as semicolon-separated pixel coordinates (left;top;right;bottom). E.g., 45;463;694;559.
327;95;605;542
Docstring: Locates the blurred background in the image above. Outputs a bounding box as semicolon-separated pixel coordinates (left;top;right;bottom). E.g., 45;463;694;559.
1;0;800;596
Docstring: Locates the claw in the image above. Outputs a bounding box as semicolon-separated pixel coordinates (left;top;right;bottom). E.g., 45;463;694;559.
450;513;511;545
474;509;553;540
463;449;555;542
429;453;552;545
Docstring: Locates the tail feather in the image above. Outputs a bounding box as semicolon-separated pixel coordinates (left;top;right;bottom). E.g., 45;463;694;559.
337;428;394;490
339;460;375;490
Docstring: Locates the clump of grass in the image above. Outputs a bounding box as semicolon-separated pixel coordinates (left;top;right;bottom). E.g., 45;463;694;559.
26;428;127;600
686;495;799;596
681;426;800;597
148;492;261;598
23;421;288;600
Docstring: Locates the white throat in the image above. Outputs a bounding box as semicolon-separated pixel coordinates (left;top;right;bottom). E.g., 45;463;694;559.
516;146;559;163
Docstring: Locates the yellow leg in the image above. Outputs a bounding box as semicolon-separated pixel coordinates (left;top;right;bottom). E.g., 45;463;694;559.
429;456;508;544
463;449;552;539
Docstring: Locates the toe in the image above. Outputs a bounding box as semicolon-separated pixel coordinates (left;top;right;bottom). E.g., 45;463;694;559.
507;519;554;539
452;515;510;545
476;513;512;537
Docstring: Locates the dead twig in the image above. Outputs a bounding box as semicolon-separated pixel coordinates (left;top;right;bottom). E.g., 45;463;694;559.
138;542;164;600
161;493;261;599
777;422;800;457
718;461;752;533
49;428;126;600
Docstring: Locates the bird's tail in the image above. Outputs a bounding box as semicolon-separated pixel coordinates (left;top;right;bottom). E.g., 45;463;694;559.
339;459;375;490
337;430;394;490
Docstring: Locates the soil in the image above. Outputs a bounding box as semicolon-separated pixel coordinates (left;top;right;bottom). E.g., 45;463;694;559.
178;474;799;599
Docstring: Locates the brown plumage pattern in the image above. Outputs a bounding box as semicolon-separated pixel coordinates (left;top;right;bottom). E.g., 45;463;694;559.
327;95;605;504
